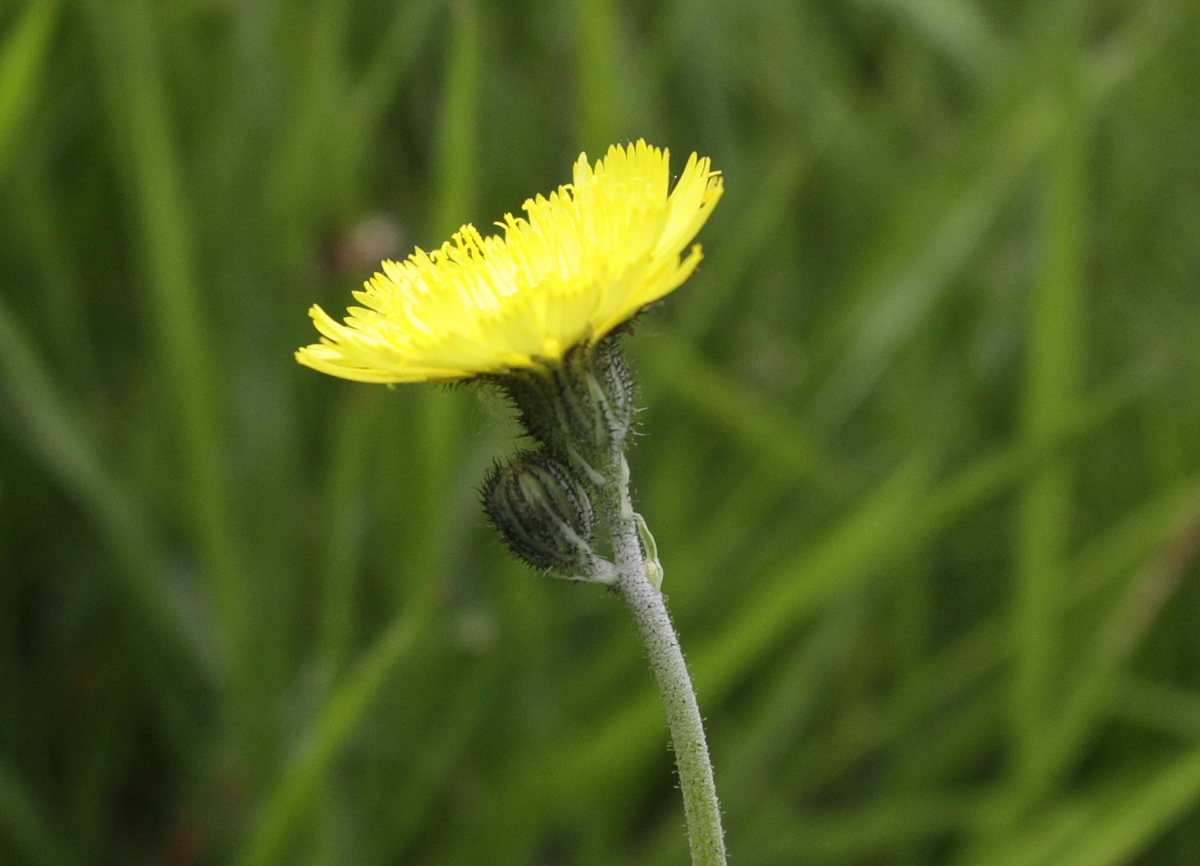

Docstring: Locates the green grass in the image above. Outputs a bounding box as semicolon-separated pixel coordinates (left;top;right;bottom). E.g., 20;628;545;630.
2;0;1200;863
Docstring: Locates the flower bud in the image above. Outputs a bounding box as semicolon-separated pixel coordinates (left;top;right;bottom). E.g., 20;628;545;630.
493;335;637;476
586;335;636;446
482;450;600;576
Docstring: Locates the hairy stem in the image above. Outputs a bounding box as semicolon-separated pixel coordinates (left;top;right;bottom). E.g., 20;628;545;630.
601;455;727;865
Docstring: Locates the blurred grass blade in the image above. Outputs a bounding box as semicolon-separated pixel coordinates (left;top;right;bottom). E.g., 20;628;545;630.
264;0;354;259
86;0;245;661
235;602;434;866
1053;744;1200;866
969;743;1200;866
792;469;1200;806
866;0;1005;82
815;94;1059;429
674;146;809;339
574;0;624;149
333;0;445;204
0;760;79;866
719;601;865;811
16;160;98;390
698;455;935;697
429;0;481;240
745;792;985;863
966;801;1094;866
1069;474;1200;606
0;297;218;682
642;330;830;484
350;0;446;122
1006;48;1088;816
317;387;383;680
1113;677;1200;741
1043;481;1200;787
0;0;59;180
388;663;499;857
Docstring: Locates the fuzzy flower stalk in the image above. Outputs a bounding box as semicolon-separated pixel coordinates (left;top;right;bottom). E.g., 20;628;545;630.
297;141;726;864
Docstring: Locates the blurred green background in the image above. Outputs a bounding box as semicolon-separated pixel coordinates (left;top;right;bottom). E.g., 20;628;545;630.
2;0;1200;864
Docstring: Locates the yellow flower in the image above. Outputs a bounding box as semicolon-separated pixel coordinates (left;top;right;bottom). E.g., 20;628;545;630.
296;140;723;383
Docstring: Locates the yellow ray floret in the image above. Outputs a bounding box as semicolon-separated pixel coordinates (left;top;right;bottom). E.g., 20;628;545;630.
296;140;723;383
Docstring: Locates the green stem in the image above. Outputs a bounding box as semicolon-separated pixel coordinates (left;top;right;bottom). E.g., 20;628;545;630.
601;455;727;865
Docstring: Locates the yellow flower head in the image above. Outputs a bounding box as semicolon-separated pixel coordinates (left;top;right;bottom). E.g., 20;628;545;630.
296;140;723;383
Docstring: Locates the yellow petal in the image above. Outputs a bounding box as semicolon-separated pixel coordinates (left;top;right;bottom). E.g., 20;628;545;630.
296;141;723;384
